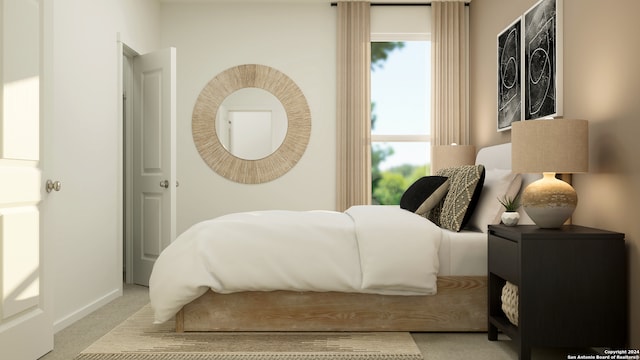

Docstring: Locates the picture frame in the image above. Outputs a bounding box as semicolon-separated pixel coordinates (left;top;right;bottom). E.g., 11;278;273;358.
523;0;563;120
497;17;522;131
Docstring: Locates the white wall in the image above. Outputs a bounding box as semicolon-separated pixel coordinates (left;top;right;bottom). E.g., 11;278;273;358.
46;0;160;331
159;2;337;233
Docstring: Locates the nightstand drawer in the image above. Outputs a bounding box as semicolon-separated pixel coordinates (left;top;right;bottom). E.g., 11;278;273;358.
488;235;519;283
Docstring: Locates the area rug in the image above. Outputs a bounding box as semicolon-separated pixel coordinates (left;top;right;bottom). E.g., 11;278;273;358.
74;304;423;360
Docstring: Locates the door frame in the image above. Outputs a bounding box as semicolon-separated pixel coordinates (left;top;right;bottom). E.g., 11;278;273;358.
118;38;138;284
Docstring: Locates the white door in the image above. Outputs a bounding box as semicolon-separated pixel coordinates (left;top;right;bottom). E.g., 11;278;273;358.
0;0;53;358
131;48;176;286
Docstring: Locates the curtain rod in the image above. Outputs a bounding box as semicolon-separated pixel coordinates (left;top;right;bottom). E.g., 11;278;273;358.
330;2;470;6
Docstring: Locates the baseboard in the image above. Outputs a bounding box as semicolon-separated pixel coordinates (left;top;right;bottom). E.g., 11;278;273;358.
53;287;123;333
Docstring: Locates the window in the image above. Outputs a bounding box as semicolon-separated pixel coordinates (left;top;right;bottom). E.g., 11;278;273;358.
371;40;431;205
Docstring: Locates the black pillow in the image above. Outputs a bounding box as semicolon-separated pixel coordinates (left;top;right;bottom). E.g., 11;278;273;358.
400;176;449;213
461;166;485;230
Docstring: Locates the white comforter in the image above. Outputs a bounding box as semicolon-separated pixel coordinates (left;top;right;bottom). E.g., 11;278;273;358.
149;205;443;323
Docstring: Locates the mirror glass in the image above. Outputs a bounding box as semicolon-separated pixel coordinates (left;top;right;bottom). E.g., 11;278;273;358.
215;88;288;160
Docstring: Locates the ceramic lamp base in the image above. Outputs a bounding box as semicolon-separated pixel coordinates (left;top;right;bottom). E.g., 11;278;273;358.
522;172;577;228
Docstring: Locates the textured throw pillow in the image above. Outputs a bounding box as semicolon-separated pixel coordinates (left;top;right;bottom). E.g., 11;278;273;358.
428;165;485;232
400;176;450;214
467;169;522;232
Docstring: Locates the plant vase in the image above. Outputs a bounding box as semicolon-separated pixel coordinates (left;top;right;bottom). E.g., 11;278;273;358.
501;211;520;226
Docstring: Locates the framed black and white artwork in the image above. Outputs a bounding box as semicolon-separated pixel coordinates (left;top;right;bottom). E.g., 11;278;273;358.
497;17;522;131
524;0;563;120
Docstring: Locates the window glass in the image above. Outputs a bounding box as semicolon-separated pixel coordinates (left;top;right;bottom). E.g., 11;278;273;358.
374;142;429;172
371;41;430;135
371;41;431;205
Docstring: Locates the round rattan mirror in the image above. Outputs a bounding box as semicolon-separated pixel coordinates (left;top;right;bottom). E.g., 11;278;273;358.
192;64;311;184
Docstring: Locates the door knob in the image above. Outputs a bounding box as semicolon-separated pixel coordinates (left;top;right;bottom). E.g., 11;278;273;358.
46;179;61;193
159;180;169;189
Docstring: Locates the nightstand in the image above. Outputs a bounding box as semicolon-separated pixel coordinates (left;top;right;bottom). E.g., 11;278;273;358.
487;224;627;360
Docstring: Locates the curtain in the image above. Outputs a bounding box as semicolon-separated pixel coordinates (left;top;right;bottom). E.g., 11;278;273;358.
336;1;371;211
431;1;469;146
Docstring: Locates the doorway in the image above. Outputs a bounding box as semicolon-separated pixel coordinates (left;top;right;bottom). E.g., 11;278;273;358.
119;42;177;286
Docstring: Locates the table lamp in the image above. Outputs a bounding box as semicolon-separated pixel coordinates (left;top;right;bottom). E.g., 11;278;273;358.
511;119;589;228
431;144;476;174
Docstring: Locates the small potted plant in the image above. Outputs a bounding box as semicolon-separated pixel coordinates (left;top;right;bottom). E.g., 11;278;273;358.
498;194;521;226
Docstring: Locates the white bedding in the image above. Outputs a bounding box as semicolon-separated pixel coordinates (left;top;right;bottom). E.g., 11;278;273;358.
149;205;443;323
438;229;487;276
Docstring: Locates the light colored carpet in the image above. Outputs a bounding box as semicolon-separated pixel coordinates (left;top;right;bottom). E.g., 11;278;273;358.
74;303;422;359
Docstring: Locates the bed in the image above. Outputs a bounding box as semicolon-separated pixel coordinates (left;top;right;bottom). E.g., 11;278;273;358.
149;143;533;332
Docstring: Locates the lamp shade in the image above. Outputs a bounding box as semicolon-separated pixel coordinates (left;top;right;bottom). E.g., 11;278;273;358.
511;119;589;228
432;144;476;174
512;119;589;173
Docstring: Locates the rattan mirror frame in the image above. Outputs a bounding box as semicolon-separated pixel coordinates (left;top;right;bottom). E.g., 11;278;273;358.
192;64;311;184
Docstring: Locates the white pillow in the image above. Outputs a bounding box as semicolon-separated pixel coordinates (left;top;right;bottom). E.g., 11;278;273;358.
466;169;522;232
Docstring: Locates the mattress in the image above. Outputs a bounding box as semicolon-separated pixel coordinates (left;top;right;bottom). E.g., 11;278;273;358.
438;228;487;276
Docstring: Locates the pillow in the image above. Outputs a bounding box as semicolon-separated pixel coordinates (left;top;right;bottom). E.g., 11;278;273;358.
467;169;522;232
415;179;450;217
400;176;449;214
428;164;485;232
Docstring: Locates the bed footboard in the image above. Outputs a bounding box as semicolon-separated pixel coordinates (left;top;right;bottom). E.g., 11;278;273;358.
175;276;487;332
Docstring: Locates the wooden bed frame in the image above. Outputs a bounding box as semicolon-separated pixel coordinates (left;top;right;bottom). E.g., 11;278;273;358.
175;275;487;332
